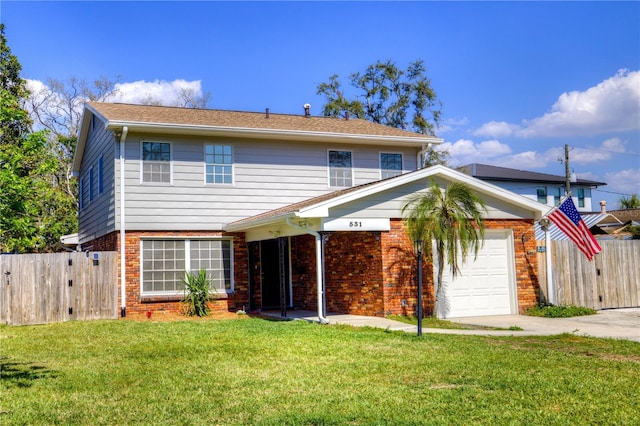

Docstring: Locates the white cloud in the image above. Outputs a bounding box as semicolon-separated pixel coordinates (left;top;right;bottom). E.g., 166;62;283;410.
110;79;205;106
438;138;512;166
516;69;640;138
438;117;469;134
604;169;640;199
473;121;521;138
601;137;626;153
495;151;551;169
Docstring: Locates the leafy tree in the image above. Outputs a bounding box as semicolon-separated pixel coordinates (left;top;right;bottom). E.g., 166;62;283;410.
317;59;447;166
618;194;640;210
0;24;76;252
402;179;487;317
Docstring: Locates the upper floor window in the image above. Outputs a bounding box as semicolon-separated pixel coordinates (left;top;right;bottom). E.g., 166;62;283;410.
380;153;402;179
98;156;104;195
577;188;585;208
328;150;352;187
205;144;233;184
142;142;171;183
553;187;562;206
536;187;547;204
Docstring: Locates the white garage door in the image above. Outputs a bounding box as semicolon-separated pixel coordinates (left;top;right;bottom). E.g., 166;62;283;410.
437;230;515;318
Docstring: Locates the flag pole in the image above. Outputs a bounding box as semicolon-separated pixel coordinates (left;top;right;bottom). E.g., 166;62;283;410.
565;144;571;198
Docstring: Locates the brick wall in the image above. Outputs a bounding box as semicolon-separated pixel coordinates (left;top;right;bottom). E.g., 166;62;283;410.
81;218;539;318
80;231;118;252
381;219;434;317
290;234;318;311
306;218;539;317
323;231;385;316
82;230;249;317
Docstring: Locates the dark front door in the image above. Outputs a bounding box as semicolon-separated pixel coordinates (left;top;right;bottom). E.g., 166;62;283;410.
261;238;291;309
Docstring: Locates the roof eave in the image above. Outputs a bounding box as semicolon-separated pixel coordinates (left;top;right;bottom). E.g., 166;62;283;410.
104;120;442;147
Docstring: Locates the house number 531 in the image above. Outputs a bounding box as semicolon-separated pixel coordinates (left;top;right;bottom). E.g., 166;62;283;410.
349;221;363;228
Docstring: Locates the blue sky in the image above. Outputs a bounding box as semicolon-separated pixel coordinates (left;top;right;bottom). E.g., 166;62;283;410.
2;1;639;210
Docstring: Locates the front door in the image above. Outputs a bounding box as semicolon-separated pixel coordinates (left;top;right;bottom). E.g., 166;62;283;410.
261;238;291;309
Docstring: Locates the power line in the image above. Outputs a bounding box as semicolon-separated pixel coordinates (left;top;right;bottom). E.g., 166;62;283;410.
571;145;640;158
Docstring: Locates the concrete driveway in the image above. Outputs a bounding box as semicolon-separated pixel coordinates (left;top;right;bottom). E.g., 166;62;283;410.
264;308;640;342
446;308;640;342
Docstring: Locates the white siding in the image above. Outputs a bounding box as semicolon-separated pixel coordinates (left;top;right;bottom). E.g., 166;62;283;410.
485;180;595;212
326;178;538;221
118;134;420;230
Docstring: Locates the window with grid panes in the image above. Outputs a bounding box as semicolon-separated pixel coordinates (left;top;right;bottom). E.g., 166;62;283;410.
328;150;352;187
380;153;402;179
141;239;232;294
205;145;233;184
142;142;171;183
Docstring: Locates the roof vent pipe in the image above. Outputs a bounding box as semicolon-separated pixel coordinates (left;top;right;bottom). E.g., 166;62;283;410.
345;111;349;121
303;103;311;117
600;200;607;214
265;108;269;119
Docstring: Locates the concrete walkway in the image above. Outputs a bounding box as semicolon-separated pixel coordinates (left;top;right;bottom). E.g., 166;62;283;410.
262;308;640;342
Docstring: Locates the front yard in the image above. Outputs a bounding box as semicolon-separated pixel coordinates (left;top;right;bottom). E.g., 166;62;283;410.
1;316;639;425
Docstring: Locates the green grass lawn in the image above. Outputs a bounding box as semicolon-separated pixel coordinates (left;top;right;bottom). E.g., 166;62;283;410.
2;317;639;425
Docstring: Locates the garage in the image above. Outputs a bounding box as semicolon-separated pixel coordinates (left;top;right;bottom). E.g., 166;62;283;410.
438;230;516;318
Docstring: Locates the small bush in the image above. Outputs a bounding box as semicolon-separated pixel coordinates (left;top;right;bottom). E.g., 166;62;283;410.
182;269;211;317
525;303;596;318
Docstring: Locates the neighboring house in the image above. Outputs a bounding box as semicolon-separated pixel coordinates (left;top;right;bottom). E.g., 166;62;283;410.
73;103;547;319
460;163;606;213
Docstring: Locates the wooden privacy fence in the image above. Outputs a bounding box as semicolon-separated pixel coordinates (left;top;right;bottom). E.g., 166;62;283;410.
0;252;118;326
537;240;640;310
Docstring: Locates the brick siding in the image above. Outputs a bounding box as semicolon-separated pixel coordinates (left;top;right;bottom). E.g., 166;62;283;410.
82;218;539;318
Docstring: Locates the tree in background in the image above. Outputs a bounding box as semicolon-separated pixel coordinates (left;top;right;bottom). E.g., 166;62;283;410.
0;24;76;252
317;59;448;166
618;194;640;210
402;179;486;317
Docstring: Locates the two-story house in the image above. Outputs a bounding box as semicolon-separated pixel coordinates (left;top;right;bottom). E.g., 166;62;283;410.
73;102;547;319
460;163;606;213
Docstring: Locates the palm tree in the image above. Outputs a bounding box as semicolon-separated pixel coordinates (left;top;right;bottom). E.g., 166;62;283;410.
402;179;487;317
619;194;640;210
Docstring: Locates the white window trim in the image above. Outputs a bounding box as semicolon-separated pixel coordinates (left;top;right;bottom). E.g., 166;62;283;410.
98;156;104;195
379;151;404;180
327;149;354;188
140;237;234;297
140;140;173;185
203;143;234;186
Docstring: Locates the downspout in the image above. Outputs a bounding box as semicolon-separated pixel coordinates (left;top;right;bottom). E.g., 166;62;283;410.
417;143;432;169
119;127;128;317
285;217;328;324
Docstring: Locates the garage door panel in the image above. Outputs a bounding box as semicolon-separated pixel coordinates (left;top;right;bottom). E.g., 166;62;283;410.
438;231;514;318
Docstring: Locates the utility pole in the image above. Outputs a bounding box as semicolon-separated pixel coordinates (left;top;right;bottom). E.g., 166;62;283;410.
564;144;571;197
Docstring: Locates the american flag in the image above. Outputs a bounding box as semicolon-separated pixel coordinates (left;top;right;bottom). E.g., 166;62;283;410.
547;197;602;261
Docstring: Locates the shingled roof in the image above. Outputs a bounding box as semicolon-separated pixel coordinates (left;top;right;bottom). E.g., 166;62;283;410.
87;102;437;140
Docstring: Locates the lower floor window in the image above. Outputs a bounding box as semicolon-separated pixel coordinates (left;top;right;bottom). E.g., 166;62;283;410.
142;239;232;294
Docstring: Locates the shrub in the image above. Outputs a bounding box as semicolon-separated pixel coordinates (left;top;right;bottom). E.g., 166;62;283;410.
182;269;211;317
525;303;596;318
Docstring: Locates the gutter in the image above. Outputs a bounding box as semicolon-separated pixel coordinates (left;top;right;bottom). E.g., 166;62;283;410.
119;127;128;317
285;217;328;324
105;121;443;147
